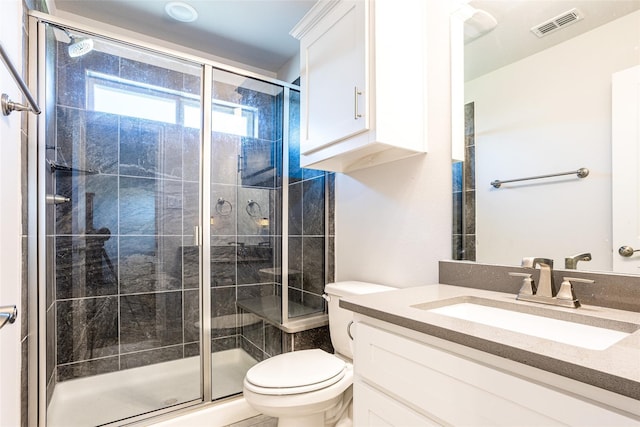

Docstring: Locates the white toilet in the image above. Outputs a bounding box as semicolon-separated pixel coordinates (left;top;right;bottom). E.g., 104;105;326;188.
243;281;394;427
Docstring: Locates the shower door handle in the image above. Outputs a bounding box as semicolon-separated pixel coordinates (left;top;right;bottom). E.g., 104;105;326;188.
0;305;17;330
193;226;200;247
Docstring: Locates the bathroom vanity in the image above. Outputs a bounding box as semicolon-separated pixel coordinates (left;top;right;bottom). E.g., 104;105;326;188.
342;285;640;426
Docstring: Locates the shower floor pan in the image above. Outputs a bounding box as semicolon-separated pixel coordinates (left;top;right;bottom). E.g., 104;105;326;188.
47;348;258;427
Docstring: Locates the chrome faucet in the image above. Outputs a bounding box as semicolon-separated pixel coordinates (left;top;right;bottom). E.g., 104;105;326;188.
513;257;593;308
564;252;592;269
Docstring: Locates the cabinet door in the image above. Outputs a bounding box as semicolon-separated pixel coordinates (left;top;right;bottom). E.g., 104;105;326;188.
300;0;367;154
355;323;640;427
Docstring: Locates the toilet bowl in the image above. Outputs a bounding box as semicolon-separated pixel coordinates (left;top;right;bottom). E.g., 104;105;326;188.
242;281;394;427
243;349;353;427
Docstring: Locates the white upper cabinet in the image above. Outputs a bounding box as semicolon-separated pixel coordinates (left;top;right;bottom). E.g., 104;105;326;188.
291;0;428;173
301;1;366;152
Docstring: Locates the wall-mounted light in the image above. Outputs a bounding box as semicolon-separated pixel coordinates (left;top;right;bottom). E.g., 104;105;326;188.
461;5;497;44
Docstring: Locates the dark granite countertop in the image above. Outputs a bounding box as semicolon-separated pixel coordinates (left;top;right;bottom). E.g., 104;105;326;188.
341;284;640;401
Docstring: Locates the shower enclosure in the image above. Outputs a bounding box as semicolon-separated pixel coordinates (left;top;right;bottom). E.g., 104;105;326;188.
29;13;333;427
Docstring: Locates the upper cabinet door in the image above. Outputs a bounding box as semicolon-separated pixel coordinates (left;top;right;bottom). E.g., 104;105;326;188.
300;1;367;154
292;0;428;173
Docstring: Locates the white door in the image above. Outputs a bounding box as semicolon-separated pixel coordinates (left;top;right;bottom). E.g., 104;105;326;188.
612;65;640;273
0;106;23;427
0;1;25;424
0;89;22;427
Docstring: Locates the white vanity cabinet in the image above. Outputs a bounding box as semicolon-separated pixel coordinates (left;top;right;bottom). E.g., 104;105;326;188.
353;321;640;426
290;0;428;173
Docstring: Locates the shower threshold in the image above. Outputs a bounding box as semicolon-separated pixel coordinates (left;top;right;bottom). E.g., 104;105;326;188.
47;348;258;427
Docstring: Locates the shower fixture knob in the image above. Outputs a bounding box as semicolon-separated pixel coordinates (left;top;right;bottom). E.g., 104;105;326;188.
46;194;71;205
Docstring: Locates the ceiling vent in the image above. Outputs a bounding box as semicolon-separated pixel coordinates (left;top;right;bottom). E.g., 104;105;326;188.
531;8;583;38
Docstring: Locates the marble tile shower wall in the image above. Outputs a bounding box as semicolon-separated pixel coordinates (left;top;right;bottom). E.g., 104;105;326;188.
49;42;200;385
452;102;476;261
238;88;336;362
240;320;334;362
47;40;283;386
210;79;284;358
288;87;333;313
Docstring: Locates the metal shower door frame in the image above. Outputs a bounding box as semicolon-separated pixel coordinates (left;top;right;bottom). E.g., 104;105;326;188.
27;11;297;427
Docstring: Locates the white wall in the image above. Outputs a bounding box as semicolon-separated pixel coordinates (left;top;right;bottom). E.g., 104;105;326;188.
466;11;640;271
335;0;453;288
277;52;300;84
0;0;24;425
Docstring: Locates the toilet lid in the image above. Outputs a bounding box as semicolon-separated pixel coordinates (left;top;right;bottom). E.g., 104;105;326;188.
245;349;346;394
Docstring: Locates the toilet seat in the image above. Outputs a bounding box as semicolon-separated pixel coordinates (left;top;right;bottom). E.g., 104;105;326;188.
244;349;346;395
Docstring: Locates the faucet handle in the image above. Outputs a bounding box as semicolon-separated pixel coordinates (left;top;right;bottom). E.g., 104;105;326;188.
557;277;595;306
521;257;536;268
509;272;535;296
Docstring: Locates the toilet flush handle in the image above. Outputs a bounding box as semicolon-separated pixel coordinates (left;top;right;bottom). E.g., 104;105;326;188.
347;321;354;340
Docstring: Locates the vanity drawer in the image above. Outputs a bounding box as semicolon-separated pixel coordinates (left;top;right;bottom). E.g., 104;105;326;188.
354;381;439;427
354;322;640;426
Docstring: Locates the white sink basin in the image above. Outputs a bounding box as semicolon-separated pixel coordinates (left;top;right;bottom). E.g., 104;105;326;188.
421;300;636;350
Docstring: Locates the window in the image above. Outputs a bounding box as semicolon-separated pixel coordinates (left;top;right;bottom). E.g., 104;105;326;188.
92;83;177;124
86;71;258;137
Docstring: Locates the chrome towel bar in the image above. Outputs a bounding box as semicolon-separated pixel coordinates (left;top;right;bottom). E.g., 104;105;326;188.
0;42;41;115
491;167;589;188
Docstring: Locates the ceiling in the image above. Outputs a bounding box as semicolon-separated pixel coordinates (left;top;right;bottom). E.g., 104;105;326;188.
465;0;640;80
50;0;317;74
48;0;640;78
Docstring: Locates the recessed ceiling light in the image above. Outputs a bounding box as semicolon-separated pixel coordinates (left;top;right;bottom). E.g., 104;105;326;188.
165;2;198;23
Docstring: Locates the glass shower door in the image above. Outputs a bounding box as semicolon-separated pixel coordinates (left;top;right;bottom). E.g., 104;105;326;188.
208;69;284;399
42;23;204;426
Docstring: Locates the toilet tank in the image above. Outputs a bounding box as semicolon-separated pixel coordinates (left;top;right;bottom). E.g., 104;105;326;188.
324;281;395;360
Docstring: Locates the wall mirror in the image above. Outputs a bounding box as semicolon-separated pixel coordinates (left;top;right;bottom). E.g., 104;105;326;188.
452;1;640;274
